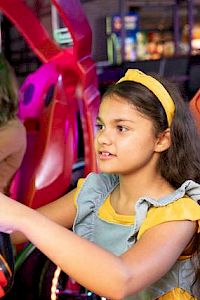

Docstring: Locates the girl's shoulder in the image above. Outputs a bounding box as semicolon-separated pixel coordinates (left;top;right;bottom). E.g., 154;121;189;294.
74;173;119;206
76;172;119;193
138;196;200;239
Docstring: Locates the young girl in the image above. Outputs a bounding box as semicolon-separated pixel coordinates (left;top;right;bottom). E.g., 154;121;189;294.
0;69;200;300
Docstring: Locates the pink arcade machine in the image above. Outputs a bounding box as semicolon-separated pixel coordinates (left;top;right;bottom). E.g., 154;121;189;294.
0;0;100;299
0;0;100;208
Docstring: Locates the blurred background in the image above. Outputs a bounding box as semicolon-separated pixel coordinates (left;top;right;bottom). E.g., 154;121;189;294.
2;0;200;99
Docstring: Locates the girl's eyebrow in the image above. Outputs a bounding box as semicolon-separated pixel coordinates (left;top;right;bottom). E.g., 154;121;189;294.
113;118;135;124
96;116;102;122
96;116;135;124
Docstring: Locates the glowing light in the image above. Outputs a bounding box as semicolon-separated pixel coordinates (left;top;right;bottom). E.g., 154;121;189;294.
51;266;61;300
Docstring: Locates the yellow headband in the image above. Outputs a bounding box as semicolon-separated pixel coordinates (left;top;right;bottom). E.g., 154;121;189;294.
117;69;175;126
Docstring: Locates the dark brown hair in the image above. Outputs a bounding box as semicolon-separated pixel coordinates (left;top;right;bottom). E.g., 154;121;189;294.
103;75;200;188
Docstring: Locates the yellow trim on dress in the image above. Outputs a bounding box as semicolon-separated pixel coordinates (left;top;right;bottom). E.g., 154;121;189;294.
138;196;200;240
98;196;134;225
158;288;197;300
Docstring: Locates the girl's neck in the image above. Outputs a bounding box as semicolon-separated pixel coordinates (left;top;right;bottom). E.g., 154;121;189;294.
111;171;175;215
120;174;174;199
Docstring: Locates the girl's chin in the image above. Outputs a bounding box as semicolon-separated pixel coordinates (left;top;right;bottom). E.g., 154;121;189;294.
97;166;117;174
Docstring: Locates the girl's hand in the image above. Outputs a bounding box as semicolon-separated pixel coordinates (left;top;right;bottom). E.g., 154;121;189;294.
0;193;26;234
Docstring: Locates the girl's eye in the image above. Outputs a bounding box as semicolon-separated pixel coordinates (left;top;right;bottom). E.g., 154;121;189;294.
117;125;128;132
95;123;104;131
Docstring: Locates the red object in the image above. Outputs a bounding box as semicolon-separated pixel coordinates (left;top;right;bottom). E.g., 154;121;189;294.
0;0;61;63
0;1;100;298
11;64;79;208
0;285;5;298
1;0;100;207
0;270;7;288
189;89;200;132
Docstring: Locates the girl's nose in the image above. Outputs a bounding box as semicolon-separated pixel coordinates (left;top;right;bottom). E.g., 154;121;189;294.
96;129;112;145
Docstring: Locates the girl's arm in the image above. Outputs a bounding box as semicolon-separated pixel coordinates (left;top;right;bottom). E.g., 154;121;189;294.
0;193;196;299
11;188;77;244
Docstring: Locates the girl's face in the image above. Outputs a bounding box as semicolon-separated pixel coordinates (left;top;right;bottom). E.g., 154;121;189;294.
94;94;162;176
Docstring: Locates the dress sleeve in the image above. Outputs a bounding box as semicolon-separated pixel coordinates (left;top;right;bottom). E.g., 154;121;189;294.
138;197;200;240
74;178;85;207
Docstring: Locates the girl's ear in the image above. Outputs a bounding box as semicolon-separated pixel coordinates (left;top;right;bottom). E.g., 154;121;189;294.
154;128;171;153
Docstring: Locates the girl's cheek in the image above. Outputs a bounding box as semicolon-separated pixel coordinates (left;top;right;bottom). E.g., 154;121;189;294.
94;139;98;152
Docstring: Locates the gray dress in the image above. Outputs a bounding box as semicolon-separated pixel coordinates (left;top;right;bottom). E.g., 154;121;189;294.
73;172;200;299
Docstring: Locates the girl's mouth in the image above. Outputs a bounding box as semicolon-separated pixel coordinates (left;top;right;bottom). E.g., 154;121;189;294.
98;151;115;160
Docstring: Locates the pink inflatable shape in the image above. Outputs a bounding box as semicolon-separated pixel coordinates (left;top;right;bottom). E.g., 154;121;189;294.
3;0;100;207
11;65;78;208
18;63;59;120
